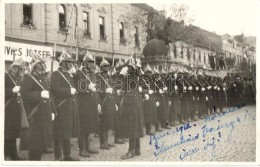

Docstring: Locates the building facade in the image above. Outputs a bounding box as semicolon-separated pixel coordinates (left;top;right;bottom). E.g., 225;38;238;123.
5;3;148;70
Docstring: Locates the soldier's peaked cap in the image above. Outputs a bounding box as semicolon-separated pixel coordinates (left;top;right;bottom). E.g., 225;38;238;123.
153;66;160;74
83;50;95;62
100;57;110;67
161;68;167;74
144;63;152;72
58;50;73;64
11;57;27;68
30;54;46;69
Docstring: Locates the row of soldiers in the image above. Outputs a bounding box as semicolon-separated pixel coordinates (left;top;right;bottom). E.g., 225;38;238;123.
5;51;255;161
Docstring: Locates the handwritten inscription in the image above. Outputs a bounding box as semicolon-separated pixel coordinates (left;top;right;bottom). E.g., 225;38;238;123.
149;103;253;160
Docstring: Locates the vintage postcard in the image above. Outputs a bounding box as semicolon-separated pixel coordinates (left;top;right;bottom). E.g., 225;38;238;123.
0;0;259;166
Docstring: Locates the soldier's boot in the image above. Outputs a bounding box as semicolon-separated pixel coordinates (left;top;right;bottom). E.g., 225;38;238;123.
155;123;162;132
146;123;154;135
63;139;80;161
114;130;125;144
164;122;171;129
121;150;135;160
190;111;197;121
178;114;185;124
100;132;110;150
115;138;125;144
79;149;91;157
105;132;115;148
85;135;98;154
78;138;91;157
135;138;141;156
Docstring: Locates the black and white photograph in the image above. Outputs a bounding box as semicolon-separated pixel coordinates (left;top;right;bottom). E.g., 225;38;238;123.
1;0;258;164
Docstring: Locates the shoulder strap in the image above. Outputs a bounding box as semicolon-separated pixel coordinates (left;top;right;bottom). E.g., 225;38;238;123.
79;70;93;83
99;74;111;88
7;72;17;86
57;70;73;88
29;74;45;91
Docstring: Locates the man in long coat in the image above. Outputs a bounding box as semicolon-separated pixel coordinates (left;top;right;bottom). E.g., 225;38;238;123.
118;57;144;159
140;64;158;135
97;57;118;149
74;52;100;157
20;55;53;160
50;52;80;161
5;58;26;160
156;68;170;129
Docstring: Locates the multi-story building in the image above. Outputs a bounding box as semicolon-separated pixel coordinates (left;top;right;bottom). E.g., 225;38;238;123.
5;3;149;71
168;22;224;71
221;33;256;73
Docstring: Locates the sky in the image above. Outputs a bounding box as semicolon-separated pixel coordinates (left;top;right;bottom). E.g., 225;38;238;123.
148;0;257;37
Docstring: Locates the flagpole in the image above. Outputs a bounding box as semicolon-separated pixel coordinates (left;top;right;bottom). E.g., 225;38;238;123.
51;42;56;73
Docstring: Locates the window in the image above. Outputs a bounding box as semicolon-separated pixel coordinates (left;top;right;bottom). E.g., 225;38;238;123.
193;49;196;60
204;53;206;63
99;16;106;40
119;22;126;44
173;44;177;58
187;48;190;60
23;4;32;25
199;51;201;62
83;12;90;37
59;5;67;31
134;27;139;47
181;46;184;58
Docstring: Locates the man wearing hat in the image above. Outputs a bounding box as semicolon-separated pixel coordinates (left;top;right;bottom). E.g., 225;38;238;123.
188;71;198;121
20;55;54;160
196;71;207;119
5;58;27;160
50;51;80;161
156;68;171;129
118;56;144;159
97;57;118;149
74;51;100;157
168;66;181;126
112;59;126;144
140;64;158;135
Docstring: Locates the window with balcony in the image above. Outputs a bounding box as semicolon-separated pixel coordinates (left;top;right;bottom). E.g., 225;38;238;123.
59;4;67;31
83;12;90;37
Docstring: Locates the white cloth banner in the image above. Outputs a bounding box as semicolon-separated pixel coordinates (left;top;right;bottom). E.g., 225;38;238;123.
4;41;57;72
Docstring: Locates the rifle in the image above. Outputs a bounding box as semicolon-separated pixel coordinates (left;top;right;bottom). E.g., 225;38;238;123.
7;73;29;128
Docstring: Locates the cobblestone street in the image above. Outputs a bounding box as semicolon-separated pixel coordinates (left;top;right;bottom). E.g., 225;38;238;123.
19;104;256;161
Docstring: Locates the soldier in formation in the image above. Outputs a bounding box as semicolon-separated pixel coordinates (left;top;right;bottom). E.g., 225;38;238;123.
6;50;255;161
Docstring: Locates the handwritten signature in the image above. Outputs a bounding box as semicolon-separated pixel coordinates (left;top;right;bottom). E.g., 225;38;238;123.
149;103;253;160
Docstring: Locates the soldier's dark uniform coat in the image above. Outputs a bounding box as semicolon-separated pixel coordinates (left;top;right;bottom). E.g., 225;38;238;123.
156;78;169;124
20;73;53;153
50;68;80;139
140;75;157;123
5;72;22;140
119;73;144;139
97;73;118;131
74;69;100;134
169;76;181;122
